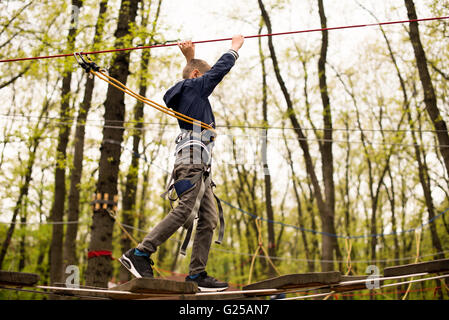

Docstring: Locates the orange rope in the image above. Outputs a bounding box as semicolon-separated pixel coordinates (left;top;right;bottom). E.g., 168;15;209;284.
402;230;422;300
344;238;353;276
247;218;281;284
89;67;216;133
79;54;215;132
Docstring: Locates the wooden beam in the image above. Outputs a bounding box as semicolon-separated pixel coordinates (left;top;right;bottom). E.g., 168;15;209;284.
242;271;341;291
0;270;40;287
383;259;449;277
110;277;198;295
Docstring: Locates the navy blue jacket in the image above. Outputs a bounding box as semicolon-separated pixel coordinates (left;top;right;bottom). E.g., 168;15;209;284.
163;51;237;131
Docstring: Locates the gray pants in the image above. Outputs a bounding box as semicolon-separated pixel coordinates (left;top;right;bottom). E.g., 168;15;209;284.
137;163;218;276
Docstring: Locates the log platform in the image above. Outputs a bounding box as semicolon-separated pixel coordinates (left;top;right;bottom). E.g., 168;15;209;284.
0;270;40;287
2;258;449;300
242;271;341;291
383;258;449;277
110;277;198;295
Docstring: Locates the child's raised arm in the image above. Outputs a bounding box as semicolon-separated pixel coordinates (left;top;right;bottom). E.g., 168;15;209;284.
178;40;195;63
231;34;244;52
193;35;245;97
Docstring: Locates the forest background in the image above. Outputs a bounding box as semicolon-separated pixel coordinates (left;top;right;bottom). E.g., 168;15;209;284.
0;0;448;299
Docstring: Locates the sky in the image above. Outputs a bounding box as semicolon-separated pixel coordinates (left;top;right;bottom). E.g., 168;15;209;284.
157;0;428;64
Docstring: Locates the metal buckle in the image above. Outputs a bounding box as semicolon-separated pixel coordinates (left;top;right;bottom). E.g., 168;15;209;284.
175;133;183;144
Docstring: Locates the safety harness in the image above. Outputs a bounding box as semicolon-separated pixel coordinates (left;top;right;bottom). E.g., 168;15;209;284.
161;128;225;256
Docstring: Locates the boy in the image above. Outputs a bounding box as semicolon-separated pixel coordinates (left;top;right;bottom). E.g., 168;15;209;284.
119;35;244;292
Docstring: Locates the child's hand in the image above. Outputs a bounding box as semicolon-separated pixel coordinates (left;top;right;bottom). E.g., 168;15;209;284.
231;35;244;52
178;40;195;62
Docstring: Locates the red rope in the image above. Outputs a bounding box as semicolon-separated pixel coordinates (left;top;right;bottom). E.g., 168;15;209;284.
0;16;447;63
87;250;114;260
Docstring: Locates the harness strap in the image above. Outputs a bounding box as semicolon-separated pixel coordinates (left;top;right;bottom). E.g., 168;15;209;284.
160;130;224;256
161;169;225;255
174;129;216;166
175;143;211;167
176;140;210;152
180;173;210;256
160;170;203;204
213;193;225;245
160;172;175;201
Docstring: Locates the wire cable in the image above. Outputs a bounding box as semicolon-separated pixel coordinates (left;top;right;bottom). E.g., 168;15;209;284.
0;16;448;63
2;113;448;134
2;113;448;149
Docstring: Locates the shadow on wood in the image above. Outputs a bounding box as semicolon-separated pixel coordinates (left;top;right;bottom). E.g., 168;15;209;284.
0;270;40;287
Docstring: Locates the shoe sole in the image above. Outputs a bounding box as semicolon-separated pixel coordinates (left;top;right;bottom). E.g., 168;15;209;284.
198;286;228;292
119;255;143;279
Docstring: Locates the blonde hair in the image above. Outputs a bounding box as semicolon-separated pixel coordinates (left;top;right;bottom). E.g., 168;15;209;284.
182;59;211;79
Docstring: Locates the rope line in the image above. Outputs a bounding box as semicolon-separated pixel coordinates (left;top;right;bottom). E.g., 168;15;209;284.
281;273;449;300
2;113;449;134
220;198;449;239
344;238;353;275
108;140;449;241
1;136;447;241
1;16;448;63
2;273;447;300
84;58;215;133
105;208;166;278
3;114;449;149
1;217;448;263
247;218;281;284
402;230;422;300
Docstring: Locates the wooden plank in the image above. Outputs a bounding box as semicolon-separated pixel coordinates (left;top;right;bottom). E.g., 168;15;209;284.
109;277;198;295
242;272;341;291
0;270;40;287
383;259;449;277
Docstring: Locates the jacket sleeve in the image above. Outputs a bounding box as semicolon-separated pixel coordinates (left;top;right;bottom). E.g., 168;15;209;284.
194;50;238;97
163;81;184;110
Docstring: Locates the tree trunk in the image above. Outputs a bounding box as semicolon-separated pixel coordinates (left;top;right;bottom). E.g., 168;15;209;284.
49;0;83;286
119;0;162;283
317;0;340;272
413;112;445;259
85;0;140;288
36;168;51;286
18;203;28;272
404;0;449;178
258;0;337;271
63;0;108;270
374;5;445;262
283;128;314;272
258;23;276;277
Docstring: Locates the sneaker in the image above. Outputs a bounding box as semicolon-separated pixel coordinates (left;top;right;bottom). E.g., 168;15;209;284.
185;271;228;292
119;248;154;278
